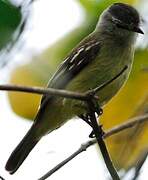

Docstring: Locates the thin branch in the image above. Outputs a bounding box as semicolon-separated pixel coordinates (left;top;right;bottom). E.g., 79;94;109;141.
104;114;148;139
0;66;127;101
38;141;94;180
132;150;148;180
0;176;5;180
87;100;120;180
0;65;128;179
38;114;148;180
0;84;89;101
121;149;148;180
92;65;128;94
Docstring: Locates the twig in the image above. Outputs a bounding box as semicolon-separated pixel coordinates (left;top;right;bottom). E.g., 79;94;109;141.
0;66;127;101
0;176;5;180
87;100;120;180
104;114;148;139
0;66;127;179
132;150;148;180
92;65;128;94
38;114;148;180
121;149;148;180
0;84;90;101
38;141;94;180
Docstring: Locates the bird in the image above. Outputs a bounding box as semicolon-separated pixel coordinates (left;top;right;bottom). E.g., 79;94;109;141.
5;3;144;174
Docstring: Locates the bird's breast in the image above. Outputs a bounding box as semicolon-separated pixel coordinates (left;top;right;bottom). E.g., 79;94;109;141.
64;43;134;112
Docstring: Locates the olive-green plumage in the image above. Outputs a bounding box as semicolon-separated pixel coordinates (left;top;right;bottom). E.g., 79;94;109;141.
5;3;143;174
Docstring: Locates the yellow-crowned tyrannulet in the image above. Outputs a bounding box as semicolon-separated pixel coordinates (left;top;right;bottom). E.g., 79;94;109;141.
6;3;144;174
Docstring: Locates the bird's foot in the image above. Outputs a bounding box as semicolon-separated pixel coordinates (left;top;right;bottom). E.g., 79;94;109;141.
79;114;92;127
89;124;105;138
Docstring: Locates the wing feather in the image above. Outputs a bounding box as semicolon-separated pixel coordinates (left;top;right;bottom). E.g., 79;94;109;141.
41;35;101;105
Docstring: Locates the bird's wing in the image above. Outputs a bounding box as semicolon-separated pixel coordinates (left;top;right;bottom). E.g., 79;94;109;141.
40;35;101;106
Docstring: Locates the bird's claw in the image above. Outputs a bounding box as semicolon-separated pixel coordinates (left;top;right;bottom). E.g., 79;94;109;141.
89;130;95;138
89;124;105;138
96;108;103;116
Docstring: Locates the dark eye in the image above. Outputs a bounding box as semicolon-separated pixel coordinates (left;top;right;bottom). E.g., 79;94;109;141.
116;23;125;29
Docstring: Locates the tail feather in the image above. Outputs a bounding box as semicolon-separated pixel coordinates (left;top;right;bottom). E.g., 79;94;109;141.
5;127;39;174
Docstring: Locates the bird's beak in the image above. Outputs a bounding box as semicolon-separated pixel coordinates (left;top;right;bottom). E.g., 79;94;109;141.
131;26;144;34
113;18;144;34
117;22;144;34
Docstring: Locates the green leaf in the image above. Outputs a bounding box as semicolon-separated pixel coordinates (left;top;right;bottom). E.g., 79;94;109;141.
0;0;22;49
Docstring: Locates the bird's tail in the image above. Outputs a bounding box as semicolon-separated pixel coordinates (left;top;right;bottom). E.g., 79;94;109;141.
5;125;40;174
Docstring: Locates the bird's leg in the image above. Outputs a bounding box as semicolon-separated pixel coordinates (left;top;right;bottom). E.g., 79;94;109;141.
89;124;105;138
85;89;103;116
91;97;103;117
79;113;104;138
74;97;103;117
89;130;95;138
86;96;105;138
79;114;95;138
77;97;104;138
79;114;92;127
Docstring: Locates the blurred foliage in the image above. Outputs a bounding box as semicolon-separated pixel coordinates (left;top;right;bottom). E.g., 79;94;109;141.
7;0;148;171
101;50;148;169
0;0;22;50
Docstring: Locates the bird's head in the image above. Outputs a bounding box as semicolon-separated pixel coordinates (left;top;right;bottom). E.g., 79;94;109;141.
97;3;144;39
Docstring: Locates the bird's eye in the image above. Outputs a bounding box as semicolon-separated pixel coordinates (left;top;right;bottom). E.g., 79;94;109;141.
116;23;125;29
111;17;129;30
